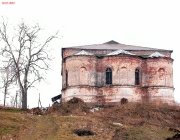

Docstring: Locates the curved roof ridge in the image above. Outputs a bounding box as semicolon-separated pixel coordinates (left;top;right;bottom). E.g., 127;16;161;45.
107;49;135;56
74;50;93;56
148;52;166;58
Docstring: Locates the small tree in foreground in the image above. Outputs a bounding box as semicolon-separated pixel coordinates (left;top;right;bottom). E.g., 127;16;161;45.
0;19;58;110
0;66;12;107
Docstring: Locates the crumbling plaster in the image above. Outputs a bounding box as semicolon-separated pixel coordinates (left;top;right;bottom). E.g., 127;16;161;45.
61;43;174;106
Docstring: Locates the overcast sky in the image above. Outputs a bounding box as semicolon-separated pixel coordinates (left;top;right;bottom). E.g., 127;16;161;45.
0;0;180;107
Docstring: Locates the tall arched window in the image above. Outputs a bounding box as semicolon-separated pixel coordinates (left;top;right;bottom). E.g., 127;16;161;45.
135;68;140;85
158;68;165;85
106;68;112;84
158;68;165;80
66;70;68;86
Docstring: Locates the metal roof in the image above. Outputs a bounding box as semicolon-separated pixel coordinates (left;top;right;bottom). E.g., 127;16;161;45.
148;52;166;58
107;49;135;56
65;40;172;51
74;50;93;56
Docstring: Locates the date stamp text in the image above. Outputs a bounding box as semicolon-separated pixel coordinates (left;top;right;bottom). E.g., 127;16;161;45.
2;1;15;4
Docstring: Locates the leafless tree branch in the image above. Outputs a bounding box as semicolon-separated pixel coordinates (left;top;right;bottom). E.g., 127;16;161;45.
0;18;58;109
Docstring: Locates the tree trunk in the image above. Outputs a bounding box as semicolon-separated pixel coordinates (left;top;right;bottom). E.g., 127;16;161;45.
3;87;7;107
21;89;27;110
3;97;5;107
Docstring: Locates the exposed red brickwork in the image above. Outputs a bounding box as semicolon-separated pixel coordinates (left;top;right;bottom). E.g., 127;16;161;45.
61;42;174;106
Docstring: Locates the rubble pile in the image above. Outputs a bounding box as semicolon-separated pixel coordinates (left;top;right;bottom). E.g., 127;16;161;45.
47;97;89;115
27;107;47;115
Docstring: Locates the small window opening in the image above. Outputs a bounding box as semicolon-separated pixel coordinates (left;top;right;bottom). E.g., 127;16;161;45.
66;70;68;86
106;68;112;84
135;68;140;85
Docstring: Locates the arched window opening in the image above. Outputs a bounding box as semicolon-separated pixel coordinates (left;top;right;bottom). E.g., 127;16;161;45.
66;70;68;87
80;67;88;85
135;68;140;85
158;68;166;86
106;68;112;84
158;68;165;80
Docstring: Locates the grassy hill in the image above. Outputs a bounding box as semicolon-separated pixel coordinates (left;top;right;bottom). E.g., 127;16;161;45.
0;100;180;140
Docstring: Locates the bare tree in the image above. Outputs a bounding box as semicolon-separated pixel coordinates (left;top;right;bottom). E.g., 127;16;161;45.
0;19;58;110
9;95;15;107
0;66;12;107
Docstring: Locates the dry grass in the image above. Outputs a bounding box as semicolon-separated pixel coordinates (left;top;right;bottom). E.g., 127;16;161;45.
98;102;180;127
0;101;180;140
0;110;28;140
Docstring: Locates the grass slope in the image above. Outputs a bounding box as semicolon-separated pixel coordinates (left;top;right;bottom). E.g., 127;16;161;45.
0;102;180;140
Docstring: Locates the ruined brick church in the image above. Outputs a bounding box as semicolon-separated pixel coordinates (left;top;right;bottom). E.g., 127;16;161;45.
61;40;174;106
